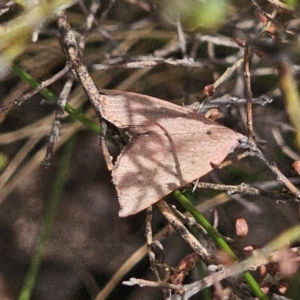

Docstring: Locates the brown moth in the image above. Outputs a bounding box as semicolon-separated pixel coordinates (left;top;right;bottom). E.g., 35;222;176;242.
98;90;244;217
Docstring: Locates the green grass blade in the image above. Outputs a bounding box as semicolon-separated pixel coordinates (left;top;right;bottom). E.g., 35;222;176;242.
18;135;76;300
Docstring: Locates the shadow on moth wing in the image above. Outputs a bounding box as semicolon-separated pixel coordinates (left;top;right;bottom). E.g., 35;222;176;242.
99;90;244;217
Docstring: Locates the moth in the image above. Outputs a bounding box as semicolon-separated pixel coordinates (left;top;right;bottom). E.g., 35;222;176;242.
98;90;243;217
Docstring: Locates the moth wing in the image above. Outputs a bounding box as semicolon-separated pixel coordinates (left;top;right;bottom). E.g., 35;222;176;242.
112;119;242;217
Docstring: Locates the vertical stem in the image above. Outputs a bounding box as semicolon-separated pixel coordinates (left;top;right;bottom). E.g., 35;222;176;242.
244;44;255;142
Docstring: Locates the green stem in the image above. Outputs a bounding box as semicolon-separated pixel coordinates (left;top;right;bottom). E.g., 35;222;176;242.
12;65;100;134
18;136;76;300
172;190;269;300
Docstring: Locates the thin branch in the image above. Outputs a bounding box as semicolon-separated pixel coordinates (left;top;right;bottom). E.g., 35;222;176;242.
195;181;286;199
78;0;101;50
170;226;300;300
240;137;300;199
205;57;244;96
177;19;187;58
56;11;103;119
145;206;166;284
272;127;300;161
266;0;293;10
123;277;182;290
156;200;214;265
185;95;273;113
93;57;197;70
0;63;71;113
43;78;74;167
244;43;255;142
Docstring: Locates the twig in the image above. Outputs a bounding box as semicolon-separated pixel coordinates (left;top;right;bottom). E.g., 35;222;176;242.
154;37;181;57
207;57;244;95
43;78;74;167
145;206;166;283
56;11;102;118
177;19;187;58
240;137;300;199
170;205;207;235
171;225;300;300
195;181;278;198
0;63;71;113
78;0;101;50
170;205;230;245
56;10;117;169
156;200;214;265
195;34;241;49
185;95;272;113
251;0;278;22
123;277;182;290
244;43;254;142
0;138;41;192
272;127;300;161
266;0;293;10
93;57;197;70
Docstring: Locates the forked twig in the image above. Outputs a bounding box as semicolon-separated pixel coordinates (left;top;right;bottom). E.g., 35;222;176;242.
56;11;102;118
185;95;272;113
43;79;74;167
240;137;300;199
171;224;300;300
156;200;213;265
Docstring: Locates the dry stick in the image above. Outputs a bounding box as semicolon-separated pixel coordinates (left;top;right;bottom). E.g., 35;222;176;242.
243;44;254;142
93;57;196;70
242;138;300;199
196;181;279;198
211;57;244;94
186;95;273;113
0;137;41;191
43;78;74;167
169;205;227;244
56;11;102;119
96;197;218;300
266;0;292;10
123;278;182;290
124;245;300;299
0;81;28;123
177;19;187;59
202;57;244;98
78;0;100;50
97;190;273;299
195;34;240;49
95;243;148;300
170;225;300;300
145;206;165;283
0;63;71;113
272;127;300;161
56;11;114;168
124;212;300;299
216;148;250;169
156;200;214;265
251;0;277;22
